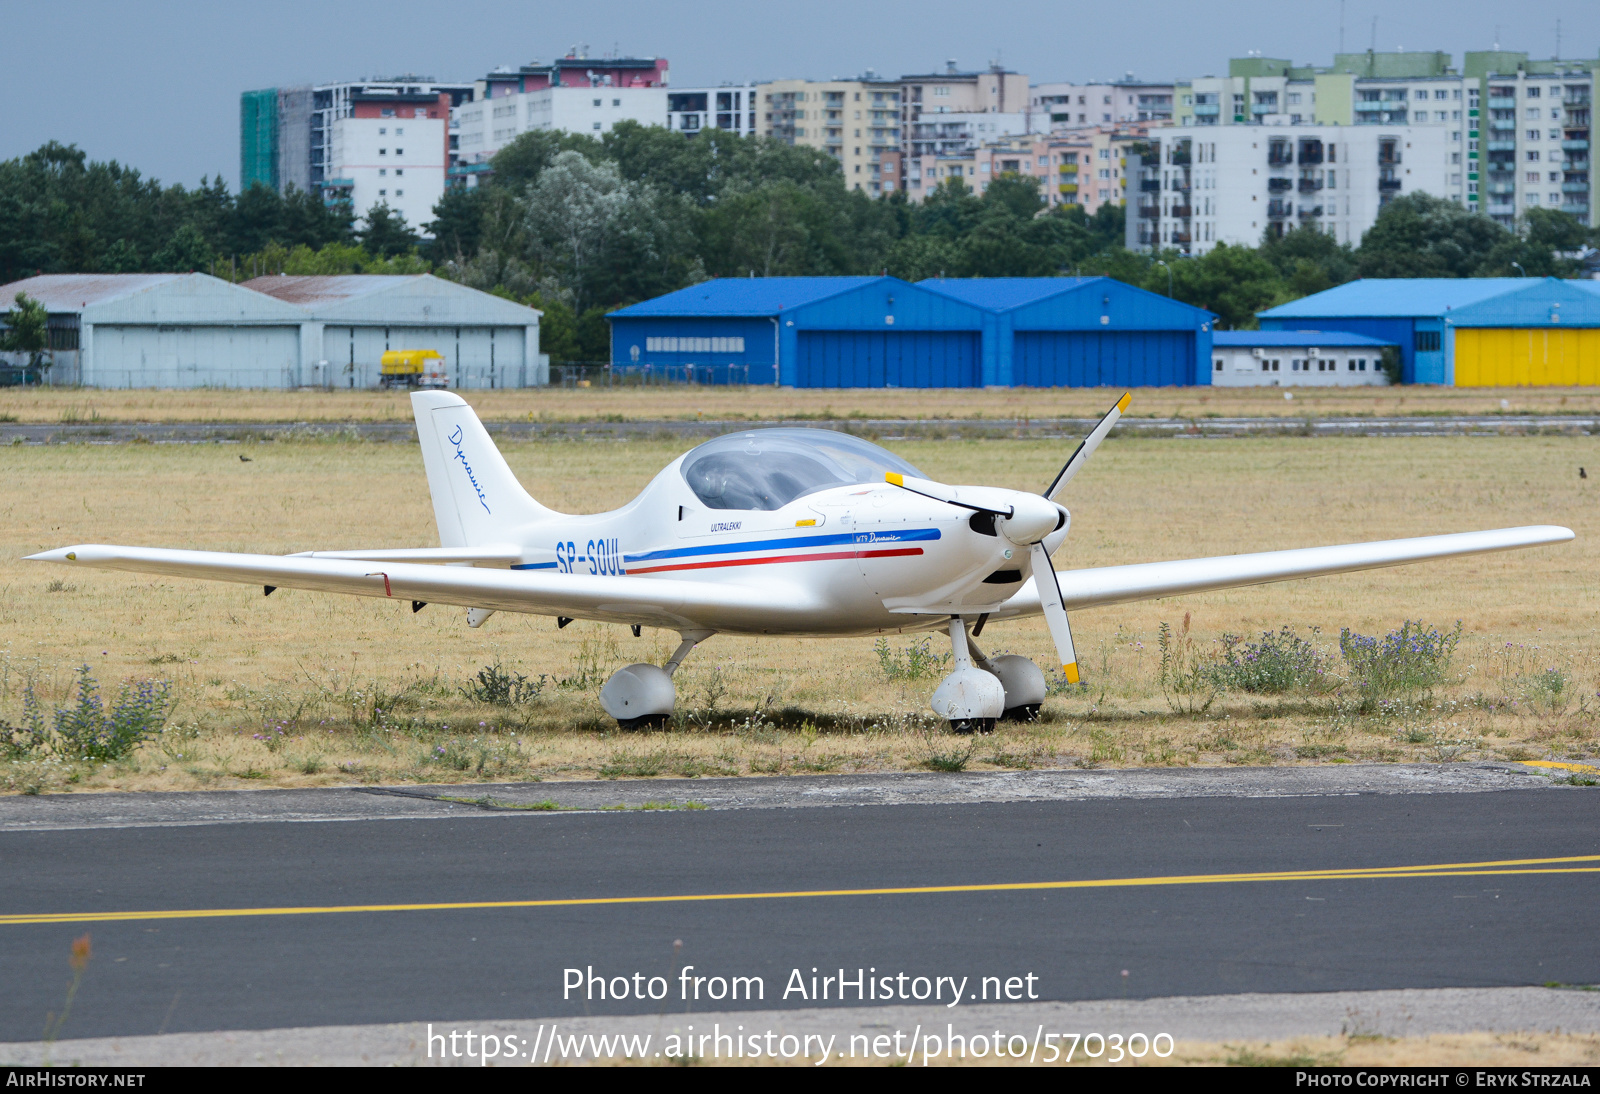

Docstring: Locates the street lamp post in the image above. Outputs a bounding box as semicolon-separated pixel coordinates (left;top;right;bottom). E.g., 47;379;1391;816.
1155;259;1173;297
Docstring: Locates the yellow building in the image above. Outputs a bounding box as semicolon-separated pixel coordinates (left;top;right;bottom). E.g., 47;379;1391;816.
760;78;904;194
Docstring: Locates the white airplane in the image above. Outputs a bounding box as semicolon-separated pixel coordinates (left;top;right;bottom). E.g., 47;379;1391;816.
28;392;1573;732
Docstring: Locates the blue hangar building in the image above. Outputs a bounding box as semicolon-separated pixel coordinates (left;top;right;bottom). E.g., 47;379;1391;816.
606;276;1215;388
1257;277;1600;385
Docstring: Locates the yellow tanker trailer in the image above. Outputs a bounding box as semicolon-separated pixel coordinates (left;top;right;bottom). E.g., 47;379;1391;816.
380;349;447;389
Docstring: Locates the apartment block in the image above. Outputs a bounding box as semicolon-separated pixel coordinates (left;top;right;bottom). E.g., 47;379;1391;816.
1162;48;1599;227
1465;52;1597;228
906;125;1145;215
1128;125;1454;255
1031;79;1175;128
908;112;1036;157
319;90;451;233
1175;52;1462;128
242;77;471;232
901;62;1030;155
761;78;904;193
451;54;668;183
667;85;759;136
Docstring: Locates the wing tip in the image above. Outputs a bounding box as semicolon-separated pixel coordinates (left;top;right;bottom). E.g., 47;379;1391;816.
24;546;81;563
1115;392;1131;413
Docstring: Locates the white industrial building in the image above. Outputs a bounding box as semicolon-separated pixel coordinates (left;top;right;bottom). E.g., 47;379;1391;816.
0;273;544;389
1210;330;1395;386
243;275;546;388
1129;124;1457;254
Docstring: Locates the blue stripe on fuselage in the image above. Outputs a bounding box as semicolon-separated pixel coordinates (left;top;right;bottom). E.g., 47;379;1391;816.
624;527;942;565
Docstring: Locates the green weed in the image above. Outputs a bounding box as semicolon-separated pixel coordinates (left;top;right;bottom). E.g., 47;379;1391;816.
1340;620;1461;701
874;637;951;681
1158;613;1217;715
460;662;546;706
1210;626;1332;694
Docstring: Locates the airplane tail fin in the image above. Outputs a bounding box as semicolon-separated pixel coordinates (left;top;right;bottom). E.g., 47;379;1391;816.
411;391;554;547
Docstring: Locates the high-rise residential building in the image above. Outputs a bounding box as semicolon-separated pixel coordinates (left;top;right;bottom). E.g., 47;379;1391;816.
1160;48;1598;227
1173;52;1462;129
759;77;904;193
907;111;1036;157
450;54;669;185
241;86;314;193
906;124;1148;213
666;85;759;136
899;61;1030;157
316;86;454;232
1031;79;1175;128
1464;52;1596;228
1127;125;1455;256
241;77;473;233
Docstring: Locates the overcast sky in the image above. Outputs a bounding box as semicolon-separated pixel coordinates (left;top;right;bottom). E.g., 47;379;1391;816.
3;0;1596;188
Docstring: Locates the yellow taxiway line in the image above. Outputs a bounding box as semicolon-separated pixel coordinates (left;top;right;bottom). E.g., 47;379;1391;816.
3;854;1597;928
1520;760;1600;775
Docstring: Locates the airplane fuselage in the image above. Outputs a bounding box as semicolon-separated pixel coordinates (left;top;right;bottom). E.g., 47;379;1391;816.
491;456;1067;638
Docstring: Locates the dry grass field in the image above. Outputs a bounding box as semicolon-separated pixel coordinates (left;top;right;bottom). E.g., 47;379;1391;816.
5;383;1600;424
0;431;1595;794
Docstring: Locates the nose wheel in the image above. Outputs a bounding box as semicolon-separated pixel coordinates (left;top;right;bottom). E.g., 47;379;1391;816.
928;617;1049;733
929;617;1005;733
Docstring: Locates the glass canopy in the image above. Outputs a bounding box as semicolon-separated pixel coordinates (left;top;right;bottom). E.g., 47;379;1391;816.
680;429;926;511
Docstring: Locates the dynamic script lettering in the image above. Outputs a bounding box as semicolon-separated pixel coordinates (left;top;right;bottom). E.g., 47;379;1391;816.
447;424;491;514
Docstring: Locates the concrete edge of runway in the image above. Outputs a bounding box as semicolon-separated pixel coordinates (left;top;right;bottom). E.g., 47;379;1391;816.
0;762;1589;833
3;987;1597;1066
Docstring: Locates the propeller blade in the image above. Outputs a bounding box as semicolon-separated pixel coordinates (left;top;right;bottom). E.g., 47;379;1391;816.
1044;391;1131;502
885;473;1013;517
1030;542;1080;684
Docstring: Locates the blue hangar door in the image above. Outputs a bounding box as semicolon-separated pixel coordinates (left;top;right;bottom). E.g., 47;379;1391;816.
1013;331;1195;387
795;331;981;388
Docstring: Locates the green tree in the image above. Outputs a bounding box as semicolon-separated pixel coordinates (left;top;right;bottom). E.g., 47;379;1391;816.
360;203;421;258
1154;243;1286;329
1259;224;1357;296
699;180;850;277
0;292;51;373
424;186;488;263
490;130;606;191
523;291;581;363
518;150;682;312
1356;193;1508;278
149;223;212;272
1476;208;1592;277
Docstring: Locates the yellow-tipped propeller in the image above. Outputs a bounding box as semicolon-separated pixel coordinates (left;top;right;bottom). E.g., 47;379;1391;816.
883;392;1130;687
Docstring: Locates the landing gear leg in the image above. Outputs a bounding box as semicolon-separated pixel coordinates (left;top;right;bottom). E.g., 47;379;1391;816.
599;628;714;729
929;616;1005;735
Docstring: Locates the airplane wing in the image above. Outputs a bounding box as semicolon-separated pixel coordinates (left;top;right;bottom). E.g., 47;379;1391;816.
23;545;807;631
288;545;523;565
994;525;1575;617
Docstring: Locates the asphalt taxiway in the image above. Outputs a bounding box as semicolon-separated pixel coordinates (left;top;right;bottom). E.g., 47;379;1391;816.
1;765;1594;1044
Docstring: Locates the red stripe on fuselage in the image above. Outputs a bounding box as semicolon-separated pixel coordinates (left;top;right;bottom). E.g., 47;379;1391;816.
626;547;923;576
